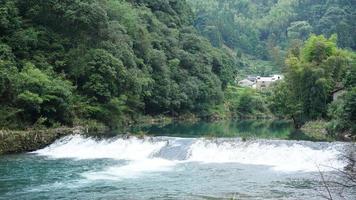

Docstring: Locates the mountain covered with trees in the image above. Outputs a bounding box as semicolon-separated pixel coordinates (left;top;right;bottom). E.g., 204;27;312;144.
0;0;238;129
0;0;355;138
188;0;355;76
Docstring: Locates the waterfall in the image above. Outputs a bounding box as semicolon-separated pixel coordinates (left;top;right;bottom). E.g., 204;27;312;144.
33;135;350;180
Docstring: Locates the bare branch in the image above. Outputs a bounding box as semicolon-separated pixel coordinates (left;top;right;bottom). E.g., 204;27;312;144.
318;165;334;200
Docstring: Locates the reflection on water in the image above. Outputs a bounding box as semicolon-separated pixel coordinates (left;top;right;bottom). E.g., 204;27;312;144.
130;120;315;140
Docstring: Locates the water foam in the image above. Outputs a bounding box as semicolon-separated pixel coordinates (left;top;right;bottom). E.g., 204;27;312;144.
82;158;176;180
34;135;166;160
34;135;177;180
187;140;346;172
34;135;348;174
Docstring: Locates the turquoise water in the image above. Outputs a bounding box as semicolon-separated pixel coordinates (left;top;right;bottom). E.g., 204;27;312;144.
0;121;355;199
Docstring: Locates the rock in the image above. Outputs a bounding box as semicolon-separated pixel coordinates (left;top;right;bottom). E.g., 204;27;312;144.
0;126;85;155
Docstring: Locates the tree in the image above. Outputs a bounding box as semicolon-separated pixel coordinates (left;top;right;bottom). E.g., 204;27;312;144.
270;34;354;129
287;21;312;41
16;63;73;126
0;0;21;35
343;88;356;134
302;35;337;64
269;81;303;128
80;49;126;103
225;85;267;118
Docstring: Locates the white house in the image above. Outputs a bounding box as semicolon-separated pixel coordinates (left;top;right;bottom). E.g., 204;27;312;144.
238;74;283;89
238;79;255;87
255;75;283;90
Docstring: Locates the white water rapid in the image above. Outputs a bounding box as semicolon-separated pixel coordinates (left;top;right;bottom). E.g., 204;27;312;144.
33;135;350;180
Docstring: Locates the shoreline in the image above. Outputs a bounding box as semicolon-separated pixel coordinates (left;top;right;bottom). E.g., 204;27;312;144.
1;117;352;156
0;127;87;155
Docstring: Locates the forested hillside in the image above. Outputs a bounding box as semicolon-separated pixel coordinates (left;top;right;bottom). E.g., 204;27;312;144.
0;0;239;129
188;0;355;75
1;2;356;199
0;0;355;137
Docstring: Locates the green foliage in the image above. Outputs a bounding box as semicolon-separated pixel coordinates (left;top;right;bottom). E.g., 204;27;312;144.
300;120;332;141
270;34;355;130
0;0;237;129
302;34;337;63
0;52;17;104
0;0;21;34
268;81;301;120
16;64;74;126
225;85;268;118
343;88;356;127
1;0;354;133
188;0;356;74
344;58;356;87
80;49;126;103
287;21;312;41
327;87;356;137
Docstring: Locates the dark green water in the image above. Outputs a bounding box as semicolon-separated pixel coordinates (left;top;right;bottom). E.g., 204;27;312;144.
0;120;355;200
130;120;310;140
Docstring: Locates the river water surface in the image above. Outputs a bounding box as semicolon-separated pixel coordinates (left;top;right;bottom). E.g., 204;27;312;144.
0;121;355;199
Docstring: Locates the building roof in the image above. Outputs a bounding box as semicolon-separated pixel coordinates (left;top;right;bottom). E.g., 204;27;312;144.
247;75;257;81
238;79;254;87
256;74;283;82
257;77;273;82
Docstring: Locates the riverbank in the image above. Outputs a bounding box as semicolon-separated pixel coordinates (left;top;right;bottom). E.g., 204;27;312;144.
301;120;356;142
0;115;177;155
1;117;352;156
0;118;272;156
0;127;88;155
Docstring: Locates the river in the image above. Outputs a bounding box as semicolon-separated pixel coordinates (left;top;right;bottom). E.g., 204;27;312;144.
0;121;355;199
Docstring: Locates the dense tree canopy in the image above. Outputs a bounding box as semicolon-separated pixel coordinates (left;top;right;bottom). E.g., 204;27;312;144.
0;0;355;137
188;0;355;75
269;35;355;134
0;0;237;129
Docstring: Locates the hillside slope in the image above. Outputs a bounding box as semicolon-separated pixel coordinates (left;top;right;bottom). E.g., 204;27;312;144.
0;0;238;129
188;0;355;74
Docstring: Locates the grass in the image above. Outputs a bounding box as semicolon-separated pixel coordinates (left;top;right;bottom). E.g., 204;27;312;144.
300;120;333;141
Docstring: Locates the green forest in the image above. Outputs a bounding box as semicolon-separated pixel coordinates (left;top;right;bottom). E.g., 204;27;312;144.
0;0;355;138
189;0;355;76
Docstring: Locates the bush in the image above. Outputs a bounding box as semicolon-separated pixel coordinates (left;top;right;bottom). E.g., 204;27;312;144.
225;85;268;118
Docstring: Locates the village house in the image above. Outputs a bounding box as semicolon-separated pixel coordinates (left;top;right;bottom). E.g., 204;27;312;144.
255;75;283;90
237;79;255;87
238;74;283;90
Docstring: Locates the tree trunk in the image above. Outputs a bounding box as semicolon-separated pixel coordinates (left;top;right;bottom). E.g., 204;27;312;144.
292;116;301;129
